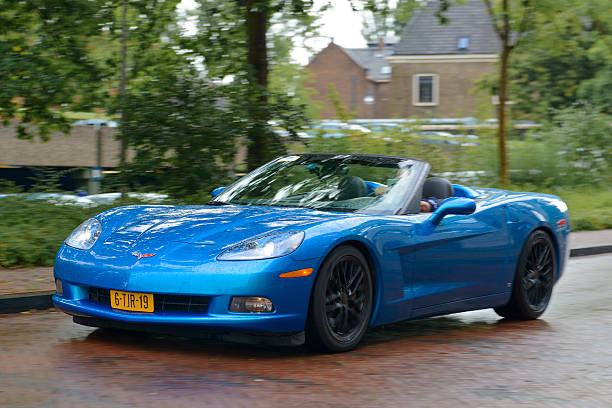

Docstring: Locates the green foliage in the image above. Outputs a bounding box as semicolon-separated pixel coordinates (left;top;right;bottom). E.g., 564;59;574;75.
360;0;420;43
476;0;612;121
119;56;244;198
564;188;612;231
513;105;612;186
0;0;111;140
578;66;612;113
326;84;356;121
287;125;490;177
268;35;323;120
0;196;178;268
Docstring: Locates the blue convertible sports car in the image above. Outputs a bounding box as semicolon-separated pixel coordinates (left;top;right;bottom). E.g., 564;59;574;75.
53;154;570;352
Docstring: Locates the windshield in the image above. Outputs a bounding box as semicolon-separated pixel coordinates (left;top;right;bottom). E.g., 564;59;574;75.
213;154;419;214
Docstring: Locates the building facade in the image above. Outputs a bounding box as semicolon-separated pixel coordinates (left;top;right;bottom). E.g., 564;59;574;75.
388;0;501;117
306;41;392;119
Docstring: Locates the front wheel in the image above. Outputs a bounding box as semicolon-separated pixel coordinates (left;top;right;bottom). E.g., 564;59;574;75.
307;245;373;352
494;230;556;320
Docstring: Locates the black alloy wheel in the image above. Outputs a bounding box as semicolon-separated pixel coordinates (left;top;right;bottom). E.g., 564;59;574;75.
494;230;556;320
307;245;373;352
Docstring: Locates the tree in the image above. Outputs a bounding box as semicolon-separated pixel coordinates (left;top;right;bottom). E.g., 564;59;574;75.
120;53;245;198
268;34;323;119
243;0;323;170
439;0;534;187
360;0;420;43
190;0;319;170
483;0;534;187
95;0;182;170
0;0;112;140
503;0;612;118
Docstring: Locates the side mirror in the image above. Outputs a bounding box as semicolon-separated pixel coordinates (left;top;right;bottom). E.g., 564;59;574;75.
210;186;227;198
428;197;476;226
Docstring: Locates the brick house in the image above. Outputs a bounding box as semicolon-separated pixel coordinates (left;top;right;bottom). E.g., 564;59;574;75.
306;41;392;119
388;0;501;117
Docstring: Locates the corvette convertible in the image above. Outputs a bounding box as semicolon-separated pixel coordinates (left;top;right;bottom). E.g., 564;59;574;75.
53;154;570;352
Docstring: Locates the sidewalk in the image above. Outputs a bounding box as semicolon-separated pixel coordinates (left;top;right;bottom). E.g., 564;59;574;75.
569;229;612;257
1;229;611;313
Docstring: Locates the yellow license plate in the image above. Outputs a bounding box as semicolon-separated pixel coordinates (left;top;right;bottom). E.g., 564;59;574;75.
110;290;154;312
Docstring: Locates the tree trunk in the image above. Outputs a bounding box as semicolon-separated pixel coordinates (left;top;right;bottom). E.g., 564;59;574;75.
498;46;510;187
496;0;511;188
119;0;129;196
245;0;269;171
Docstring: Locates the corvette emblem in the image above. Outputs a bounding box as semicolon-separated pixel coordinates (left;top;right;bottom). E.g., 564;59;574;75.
132;252;156;260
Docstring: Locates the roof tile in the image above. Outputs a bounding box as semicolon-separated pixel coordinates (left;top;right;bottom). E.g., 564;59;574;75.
343;47;393;82
394;0;502;55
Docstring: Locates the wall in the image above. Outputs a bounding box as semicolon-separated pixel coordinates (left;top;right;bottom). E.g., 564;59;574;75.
0;124;123;168
389;59;496;118
306;43;390;119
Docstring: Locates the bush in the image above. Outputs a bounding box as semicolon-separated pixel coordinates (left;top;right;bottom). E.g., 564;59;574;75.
287;125;498;179
515;105;612;187
0;196;177;268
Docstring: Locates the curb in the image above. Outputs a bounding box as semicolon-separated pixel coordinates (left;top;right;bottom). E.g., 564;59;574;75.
1;245;611;315
569;245;612;258
0;291;55;314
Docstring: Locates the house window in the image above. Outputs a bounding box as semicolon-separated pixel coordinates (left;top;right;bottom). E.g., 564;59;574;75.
457;37;470;50
413;74;439;106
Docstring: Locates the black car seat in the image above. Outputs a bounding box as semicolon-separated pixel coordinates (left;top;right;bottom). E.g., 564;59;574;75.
336;176;367;201
422;177;454;200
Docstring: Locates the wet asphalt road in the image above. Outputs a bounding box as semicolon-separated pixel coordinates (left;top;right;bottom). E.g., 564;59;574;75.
1;254;611;408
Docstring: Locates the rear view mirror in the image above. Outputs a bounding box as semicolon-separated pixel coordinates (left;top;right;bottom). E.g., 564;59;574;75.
428;198;476;226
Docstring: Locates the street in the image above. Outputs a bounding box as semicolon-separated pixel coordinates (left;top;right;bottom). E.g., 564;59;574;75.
2;254;611;407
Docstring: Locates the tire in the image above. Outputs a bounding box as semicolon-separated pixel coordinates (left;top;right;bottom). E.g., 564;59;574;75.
306;245;373;352
494;230;556;320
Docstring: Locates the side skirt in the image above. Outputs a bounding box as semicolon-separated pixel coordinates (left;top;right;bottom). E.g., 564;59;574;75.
409;293;511;320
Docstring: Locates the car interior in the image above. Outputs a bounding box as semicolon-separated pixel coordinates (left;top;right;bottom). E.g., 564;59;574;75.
335;175;456;213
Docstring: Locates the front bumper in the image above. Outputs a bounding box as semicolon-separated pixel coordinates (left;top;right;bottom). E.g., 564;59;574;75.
53;243;321;333
53;290;305;333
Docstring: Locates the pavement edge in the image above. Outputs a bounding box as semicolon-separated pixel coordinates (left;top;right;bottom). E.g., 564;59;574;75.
0;291;55;314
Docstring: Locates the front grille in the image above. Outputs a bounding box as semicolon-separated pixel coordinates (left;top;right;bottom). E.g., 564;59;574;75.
88;287;210;314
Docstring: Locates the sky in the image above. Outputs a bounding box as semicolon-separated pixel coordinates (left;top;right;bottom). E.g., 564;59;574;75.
177;0;368;65
293;0;368;64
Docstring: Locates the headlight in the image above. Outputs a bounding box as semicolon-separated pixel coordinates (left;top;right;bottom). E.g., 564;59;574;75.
65;218;102;250
217;231;305;261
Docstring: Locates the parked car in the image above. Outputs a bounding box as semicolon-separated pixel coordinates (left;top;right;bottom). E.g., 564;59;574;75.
0;193;94;207
305;122;371;138
54;154;569;352
86;192;168;206
0;192;169;207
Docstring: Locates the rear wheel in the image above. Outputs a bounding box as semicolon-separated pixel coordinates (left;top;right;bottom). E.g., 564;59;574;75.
494;230;556;319
307;246;373;352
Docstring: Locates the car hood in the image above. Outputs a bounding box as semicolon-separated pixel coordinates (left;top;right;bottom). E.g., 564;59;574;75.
99;204;344;252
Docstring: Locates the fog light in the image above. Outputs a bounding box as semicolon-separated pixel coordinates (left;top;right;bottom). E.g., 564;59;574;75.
230;297;274;313
55;279;63;295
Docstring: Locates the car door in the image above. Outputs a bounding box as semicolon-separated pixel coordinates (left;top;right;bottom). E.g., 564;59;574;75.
410;204;509;310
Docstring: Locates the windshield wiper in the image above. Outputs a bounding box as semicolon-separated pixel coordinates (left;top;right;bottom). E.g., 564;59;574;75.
207;201;231;206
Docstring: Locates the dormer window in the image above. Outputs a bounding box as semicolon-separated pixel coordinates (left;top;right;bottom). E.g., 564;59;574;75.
457;37;470;51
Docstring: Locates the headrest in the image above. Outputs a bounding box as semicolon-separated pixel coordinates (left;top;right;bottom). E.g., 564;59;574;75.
337;176;367;200
422;177;453;200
